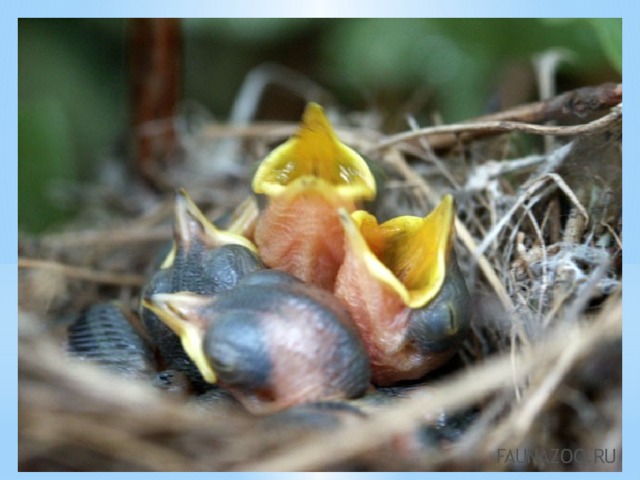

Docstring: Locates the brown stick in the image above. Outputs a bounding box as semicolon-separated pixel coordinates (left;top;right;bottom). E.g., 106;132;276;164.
40;227;171;249
130;19;182;185
441;82;621;149
18;258;145;287
196;83;621;155
370;103;622;152
477;82;621;123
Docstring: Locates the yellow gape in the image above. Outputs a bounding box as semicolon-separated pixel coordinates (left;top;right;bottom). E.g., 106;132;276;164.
335;195;468;385
252;103;377;290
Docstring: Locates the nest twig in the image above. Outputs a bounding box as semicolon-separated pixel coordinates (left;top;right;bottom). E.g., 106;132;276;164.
19;81;622;472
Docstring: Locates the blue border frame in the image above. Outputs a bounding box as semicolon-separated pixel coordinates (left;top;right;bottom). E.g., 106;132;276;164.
9;2;638;479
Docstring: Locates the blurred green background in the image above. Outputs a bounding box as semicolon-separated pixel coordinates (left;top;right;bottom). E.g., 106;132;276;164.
18;18;621;233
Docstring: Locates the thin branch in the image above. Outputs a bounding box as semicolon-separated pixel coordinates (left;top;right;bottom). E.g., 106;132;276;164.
405;114;462;189
475;156;588;257
18;258;145;287
193;84;622;163
456;219;515;313
524;208;549;321
198;123;383;147
369;105;622;153
486;296;620;451
40;227;171;249
602;222;623;251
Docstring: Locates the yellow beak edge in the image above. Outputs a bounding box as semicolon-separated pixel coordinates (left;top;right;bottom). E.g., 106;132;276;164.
142;292;218;384
161;189;258;269
252;102;376;202
339;194;455;309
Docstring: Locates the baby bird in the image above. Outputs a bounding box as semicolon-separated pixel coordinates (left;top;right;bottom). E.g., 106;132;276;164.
142;269;371;414
252;103;377;290
140;189;264;389
334;195;471;385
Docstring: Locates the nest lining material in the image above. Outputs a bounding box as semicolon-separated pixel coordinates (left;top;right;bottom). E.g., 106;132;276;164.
18;91;622;472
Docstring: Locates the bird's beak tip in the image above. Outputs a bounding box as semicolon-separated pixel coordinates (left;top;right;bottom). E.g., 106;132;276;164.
173;189;258;252
302;102;326;123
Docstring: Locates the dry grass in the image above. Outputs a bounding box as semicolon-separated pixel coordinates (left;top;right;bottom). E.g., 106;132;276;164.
18;83;622;472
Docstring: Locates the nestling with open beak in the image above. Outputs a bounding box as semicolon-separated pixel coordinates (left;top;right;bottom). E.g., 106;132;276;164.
335;194;471;386
142;269;371;415
252;103;377;290
140;189;264;388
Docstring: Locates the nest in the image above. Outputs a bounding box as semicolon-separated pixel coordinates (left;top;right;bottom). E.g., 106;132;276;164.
18;82;622;472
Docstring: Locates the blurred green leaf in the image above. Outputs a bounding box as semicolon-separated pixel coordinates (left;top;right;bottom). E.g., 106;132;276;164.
19;98;78;233
19;19;127;232
321;19;619;122
19;20;126;178
539;18;620;71
321;19;492;120
587;19;622;73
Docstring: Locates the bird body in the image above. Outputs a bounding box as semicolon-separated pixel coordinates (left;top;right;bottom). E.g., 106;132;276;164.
335;195;471;385
140;189;263;389
252;103;376;289
144;270;371;414
67;302;155;378
66;103;471;416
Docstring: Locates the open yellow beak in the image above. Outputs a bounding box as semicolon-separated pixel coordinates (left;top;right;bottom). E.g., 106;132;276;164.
338;194;455;308
141;292;218;384
251;102;376;202
250;103;377;290
161;189;258;269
